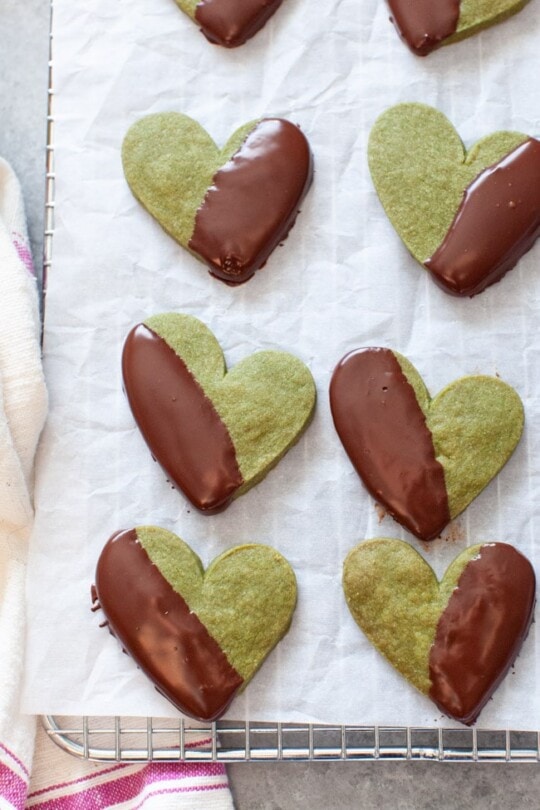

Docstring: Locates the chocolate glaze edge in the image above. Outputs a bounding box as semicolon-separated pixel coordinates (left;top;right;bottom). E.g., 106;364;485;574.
329;347;450;542
428;543;536;725
122;323;244;513
195;0;284;47
188;117;314;285
387;0;460;56
94;528;244;721
425;138;540;297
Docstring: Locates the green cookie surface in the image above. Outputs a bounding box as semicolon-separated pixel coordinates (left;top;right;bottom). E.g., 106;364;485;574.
343;539;478;693
330;347;523;540
395;352;524;520
122;112;313;285
368;103;528;263
343;538;535;724
145;313;316;499
452;0;530;45
122;113;256;251
137;526;297;683
176;0;198;18
388;0;530;55
95;526;297;720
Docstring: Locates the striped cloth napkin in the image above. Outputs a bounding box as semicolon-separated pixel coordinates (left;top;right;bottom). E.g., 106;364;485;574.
28;725;234;809
0;159;235;809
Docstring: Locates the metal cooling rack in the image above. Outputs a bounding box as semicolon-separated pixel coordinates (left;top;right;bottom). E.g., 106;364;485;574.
41;1;540;765
42;717;540;763
43;1;54;303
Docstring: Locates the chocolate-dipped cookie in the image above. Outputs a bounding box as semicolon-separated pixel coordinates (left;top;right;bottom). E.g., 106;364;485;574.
368;103;540;296
122;313;316;513
94;527;297;721
387;0;531;56
343;539;535;725
329;347;523;541
175;0;284;47
122;113;313;285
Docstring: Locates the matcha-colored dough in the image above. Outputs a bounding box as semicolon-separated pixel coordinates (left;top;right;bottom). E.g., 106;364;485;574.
368;103;528;262
427;375;523;519
122;113;258;250
175;0;198;19
452;0;531;46
343;539;480;693
394;352;523;520
136;526;297;684
145;313;316;498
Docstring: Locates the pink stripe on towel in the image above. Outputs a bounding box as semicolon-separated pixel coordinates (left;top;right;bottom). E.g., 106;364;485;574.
0;760;29;809
27;763;128;799
28;737;215;799
12;234;35;276
127;782;231;810
0;740;30;778
30;761;228;809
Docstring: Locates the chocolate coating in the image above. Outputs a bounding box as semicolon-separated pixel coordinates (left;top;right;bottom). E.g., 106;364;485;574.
189;118;313;284
329;348;450;541
429;543;535;725
425;138;540;297
195;0;283;47
95;529;244;721
387;0;460;55
122;324;243;513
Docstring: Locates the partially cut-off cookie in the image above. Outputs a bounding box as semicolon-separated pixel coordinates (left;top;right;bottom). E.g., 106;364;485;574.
368;103;540;297
122;313;316;513
94;527;297;721
343;539;535;725
175;0;285;48
386;0;531;56
122;113;313;285
329;347;524;541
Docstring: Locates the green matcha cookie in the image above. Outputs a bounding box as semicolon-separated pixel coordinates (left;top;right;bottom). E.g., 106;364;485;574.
122;113;313;285
175;0;285;48
368;104;540;296
387;0;531;56
343;539;535;725
94;527;297;721
330;347;524;541
122;313;316;513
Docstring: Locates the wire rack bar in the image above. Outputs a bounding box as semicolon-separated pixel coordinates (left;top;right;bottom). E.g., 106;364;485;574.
43;717;540;763
43;0;54;305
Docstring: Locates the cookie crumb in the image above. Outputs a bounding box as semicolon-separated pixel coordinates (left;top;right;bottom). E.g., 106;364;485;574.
443;521;465;544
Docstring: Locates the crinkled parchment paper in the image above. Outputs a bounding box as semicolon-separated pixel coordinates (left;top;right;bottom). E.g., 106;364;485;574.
23;0;540;728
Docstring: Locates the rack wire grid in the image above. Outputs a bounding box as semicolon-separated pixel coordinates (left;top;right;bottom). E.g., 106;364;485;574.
41;718;540;763
41;1;540;765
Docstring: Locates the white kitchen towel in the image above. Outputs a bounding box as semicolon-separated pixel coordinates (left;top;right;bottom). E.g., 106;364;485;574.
28;725;235;809
0;156;47;802
0;159;234;809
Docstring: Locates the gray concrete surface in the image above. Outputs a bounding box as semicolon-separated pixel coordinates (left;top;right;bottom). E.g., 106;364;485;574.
228;760;540;809
5;0;540;807
0;0;49;265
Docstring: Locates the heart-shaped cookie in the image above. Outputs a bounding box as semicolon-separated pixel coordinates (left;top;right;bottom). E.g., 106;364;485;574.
122;313;316;513
94;527;297;721
122;113;313;285
386;0;531;56
329;347;523;541
368;103;540;296
175;0;284;47
343;539;535;724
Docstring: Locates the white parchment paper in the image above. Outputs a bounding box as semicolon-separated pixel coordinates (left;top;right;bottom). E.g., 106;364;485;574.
23;0;540;728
